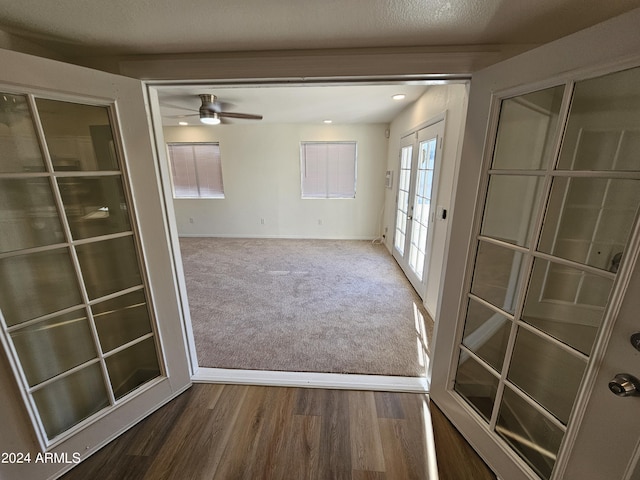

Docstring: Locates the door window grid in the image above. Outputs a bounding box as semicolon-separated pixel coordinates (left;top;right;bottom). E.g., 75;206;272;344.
408;138;436;280
394;145;412;254
393;126;442;296
453;72;640;479
0;93;163;447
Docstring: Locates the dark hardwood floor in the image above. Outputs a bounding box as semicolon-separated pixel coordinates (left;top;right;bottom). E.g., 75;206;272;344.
61;384;495;480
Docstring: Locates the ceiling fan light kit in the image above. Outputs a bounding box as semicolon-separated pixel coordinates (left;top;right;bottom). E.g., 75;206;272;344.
199;111;221;125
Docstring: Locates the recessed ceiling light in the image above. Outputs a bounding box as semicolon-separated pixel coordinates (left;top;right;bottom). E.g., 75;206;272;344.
323;120;332;124
392;94;406;101
178;121;188;126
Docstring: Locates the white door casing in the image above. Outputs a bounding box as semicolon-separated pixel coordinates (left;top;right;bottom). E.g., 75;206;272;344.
0;49;191;480
430;9;640;480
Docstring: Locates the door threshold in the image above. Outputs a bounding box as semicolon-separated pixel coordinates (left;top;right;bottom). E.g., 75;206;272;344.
192;367;429;393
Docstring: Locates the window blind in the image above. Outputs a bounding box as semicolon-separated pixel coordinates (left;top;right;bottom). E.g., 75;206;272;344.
301;141;356;198
167;143;224;198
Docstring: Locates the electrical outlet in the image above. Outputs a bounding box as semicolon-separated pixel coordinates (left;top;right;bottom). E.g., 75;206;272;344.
260;218;265;225
189;217;194;224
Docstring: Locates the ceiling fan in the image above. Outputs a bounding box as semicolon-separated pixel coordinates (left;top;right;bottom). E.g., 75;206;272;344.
193;93;263;125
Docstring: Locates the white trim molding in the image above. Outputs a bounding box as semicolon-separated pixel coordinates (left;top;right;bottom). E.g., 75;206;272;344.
192;367;429;393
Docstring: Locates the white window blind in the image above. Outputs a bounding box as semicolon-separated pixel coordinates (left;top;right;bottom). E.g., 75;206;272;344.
301;141;357;198
167;143;224;198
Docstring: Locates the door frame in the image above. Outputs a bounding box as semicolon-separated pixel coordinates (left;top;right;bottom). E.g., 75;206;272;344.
144;81;459;393
430;9;640;480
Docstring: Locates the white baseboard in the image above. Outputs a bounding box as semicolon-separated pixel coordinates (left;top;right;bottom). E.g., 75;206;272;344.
191;367;429;393
177;234;378;241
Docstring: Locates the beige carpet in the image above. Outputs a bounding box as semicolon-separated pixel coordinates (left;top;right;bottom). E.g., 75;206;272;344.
180;238;433;376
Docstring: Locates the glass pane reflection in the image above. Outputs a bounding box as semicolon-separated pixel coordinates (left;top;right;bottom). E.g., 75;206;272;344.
538;177;640;271
36;99;118;171
106;337;160;400
11;309;96;387
0;248;82;326
454;354;498;422
497;386;564;480
0;93;45;173
557;66;640;171
492;86;564;170
76;236;143;300
508;328;586;424
57;176;131;240
471;241;525;314
462;299;511;372
0;177;65;253
523;258;612;354
93;290;152;353
32;363;109;439
481;175;544;247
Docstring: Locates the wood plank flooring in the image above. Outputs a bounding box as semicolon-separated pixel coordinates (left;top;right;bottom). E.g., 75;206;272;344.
61;384;495;480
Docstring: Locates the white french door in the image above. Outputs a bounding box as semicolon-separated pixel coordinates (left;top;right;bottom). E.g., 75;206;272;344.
393;121;444;297
431;10;640;480
0;49;190;479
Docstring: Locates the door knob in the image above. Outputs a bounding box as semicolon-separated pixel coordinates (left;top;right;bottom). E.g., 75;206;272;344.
608;374;640;397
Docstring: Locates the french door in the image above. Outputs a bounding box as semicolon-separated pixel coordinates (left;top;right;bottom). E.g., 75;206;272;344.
0;49;190;479
393;120;444;297
431;10;640;480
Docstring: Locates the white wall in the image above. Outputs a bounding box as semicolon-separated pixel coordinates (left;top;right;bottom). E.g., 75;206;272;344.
163;123;388;239
382;84;469;316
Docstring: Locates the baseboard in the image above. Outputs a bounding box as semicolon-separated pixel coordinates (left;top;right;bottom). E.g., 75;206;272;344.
177;234;379;241
191;367;430;393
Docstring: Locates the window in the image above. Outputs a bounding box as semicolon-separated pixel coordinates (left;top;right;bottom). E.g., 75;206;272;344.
300;141;357;198
167;143;224;198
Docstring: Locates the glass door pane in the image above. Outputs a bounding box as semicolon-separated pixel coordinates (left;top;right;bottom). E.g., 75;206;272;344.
408;137;436;281
538;177;640;269
32;363;110;439
36;99;119;171
0;248;82;326
453;67;640;479
496;386;564;480
0;92;162;445
492;87;564;171
0;93;45;173
0;177;64;252
11;309;96;386
394;144;412;255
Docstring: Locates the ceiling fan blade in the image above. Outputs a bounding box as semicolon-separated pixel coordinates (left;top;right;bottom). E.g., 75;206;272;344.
159;101;197;113
218;112;263;120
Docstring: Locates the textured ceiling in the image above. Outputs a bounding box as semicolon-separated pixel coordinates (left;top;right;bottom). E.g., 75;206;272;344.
2;1;638;125
0;0;639;57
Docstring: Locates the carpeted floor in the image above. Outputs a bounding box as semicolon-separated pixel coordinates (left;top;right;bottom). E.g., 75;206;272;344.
180;238;433;376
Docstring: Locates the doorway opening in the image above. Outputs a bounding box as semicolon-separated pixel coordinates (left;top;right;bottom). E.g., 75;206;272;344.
148;80;470;389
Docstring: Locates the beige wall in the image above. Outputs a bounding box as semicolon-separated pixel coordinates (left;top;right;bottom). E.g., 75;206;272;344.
163;123;389;239
382;84;469;316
